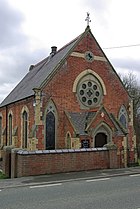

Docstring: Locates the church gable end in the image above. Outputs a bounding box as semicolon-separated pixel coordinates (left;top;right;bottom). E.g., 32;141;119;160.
0;22;136;171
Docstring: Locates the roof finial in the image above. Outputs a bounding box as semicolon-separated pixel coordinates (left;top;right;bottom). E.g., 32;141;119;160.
85;12;91;27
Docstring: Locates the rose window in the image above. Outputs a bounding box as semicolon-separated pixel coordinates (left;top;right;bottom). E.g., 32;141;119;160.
78;80;102;107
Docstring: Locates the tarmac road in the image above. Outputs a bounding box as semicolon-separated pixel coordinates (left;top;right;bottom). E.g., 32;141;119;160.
0;172;140;209
0;166;140;189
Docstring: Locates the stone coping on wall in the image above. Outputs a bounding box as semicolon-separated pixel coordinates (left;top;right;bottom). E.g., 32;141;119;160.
16;147;108;155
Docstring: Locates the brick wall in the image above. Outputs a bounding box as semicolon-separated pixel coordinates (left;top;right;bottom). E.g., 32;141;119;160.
8;147;118;178
0;97;35;148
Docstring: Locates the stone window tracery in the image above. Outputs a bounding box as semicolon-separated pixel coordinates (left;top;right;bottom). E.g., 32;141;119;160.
118;105;128;129
77;74;103;108
45;100;57;150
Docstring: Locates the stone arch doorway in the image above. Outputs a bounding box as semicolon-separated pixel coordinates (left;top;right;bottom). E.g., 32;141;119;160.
92;122;112;148
95;132;107;147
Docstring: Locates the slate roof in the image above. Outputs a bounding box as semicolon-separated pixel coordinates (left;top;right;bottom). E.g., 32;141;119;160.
66;109;127;136
85;106;128;136
0;25;129;108
0;32;83;107
110;113;128;135
66;111;96;135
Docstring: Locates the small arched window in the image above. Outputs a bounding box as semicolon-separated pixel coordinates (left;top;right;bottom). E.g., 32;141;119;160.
9;114;12;145
22;110;28;148
118;105;128;129
0;116;2;146
66;132;71;149
46;111;55;150
45;100;57;150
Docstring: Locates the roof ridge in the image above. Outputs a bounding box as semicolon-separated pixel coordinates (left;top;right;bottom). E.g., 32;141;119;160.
0;28;89;107
33;56;49;68
110;113;128;134
31;33;83;69
56;33;83;53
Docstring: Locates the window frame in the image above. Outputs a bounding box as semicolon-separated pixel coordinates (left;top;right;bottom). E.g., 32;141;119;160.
22;110;28;148
0;116;2;146
118;105;128;129
8;113;13;146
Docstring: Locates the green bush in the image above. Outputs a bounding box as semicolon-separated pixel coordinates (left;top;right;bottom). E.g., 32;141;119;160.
0;171;7;179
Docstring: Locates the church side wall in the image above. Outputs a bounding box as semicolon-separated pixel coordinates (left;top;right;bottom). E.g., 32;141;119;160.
0;97;35;148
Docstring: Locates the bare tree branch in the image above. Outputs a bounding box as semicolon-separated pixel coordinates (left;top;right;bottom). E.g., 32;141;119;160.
119;72;140;144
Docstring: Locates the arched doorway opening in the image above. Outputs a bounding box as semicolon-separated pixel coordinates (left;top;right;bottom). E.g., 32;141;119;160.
95;132;107;147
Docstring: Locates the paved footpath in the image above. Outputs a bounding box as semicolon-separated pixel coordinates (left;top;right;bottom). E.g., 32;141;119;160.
0;166;140;189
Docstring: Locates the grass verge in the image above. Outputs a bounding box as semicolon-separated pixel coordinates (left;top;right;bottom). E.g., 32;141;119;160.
0;171;7;179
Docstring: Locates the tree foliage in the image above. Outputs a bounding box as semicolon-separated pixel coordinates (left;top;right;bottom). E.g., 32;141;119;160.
119;72;140;143
121;73;140;112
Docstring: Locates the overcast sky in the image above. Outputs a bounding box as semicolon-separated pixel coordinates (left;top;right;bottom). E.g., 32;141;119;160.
0;0;140;102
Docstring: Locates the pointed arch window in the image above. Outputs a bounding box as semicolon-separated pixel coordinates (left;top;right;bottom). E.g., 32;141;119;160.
9;114;12;145
45;100;57;150
0;116;2;146
22;110;28;148
118;105;128;129
66;132;71;149
46;112;55;150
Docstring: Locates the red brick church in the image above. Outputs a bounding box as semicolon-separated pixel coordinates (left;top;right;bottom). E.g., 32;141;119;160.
0;21;137;168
